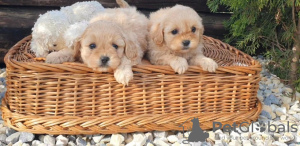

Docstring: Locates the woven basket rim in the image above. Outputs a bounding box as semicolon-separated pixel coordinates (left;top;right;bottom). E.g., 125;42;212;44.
4;35;261;75
1;97;262;135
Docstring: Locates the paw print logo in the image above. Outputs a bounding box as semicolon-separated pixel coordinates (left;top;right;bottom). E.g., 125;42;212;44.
179;117;209;144
255;121;266;132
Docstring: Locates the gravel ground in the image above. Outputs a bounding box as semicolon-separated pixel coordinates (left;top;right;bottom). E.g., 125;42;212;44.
0;58;299;146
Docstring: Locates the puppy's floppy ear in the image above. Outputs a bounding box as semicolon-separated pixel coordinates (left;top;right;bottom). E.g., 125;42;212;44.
31;30;53;57
73;39;82;62
198;27;205;44
150;22;164;45
198;18;205;43
30;38;49;57
124;36;138;60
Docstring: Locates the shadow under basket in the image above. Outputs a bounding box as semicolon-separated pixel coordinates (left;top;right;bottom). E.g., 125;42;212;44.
2;35;262;135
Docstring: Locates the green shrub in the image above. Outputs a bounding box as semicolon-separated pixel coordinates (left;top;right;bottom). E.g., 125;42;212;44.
207;0;300;94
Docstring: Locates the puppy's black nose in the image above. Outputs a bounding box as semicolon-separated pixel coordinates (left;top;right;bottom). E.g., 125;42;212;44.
182;40;190;46
100;56;110;64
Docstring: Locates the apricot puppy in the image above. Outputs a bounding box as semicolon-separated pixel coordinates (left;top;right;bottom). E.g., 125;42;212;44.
74;5;148;85
147;5;218;74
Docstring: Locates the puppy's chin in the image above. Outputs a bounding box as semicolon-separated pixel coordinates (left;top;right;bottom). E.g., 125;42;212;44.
169;45;195;53
93;67;113;72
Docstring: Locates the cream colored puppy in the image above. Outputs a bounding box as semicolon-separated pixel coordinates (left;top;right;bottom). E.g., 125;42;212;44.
147;5;218;74
74;3;148;85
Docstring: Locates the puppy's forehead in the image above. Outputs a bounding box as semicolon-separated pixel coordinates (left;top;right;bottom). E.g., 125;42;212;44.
87;21;122;34
165;18;201;31
83;21;124;42
164;5;202;29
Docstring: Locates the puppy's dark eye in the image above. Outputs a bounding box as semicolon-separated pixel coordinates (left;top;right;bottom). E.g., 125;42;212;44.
191;27;196;33
89;43;96;49
171;29;178;35
112;44;118;49
53;44;57;47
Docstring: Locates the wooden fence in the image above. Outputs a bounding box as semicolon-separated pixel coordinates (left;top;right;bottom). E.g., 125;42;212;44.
0;0;230;64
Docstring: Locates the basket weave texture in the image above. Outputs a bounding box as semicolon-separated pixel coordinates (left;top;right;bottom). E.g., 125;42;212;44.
2;35;262;135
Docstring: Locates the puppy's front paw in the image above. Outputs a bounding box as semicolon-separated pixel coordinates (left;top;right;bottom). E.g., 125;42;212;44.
170;57;189;74
45;52;62;64
45;51;74;64
114;69;133;85
199;58;218;72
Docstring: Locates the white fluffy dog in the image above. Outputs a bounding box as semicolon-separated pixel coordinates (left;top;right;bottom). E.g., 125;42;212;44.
31;10;70;57
31;1;105;61
147;5;218;74
60;1;105;24
45;21;89;64
73;0;148;85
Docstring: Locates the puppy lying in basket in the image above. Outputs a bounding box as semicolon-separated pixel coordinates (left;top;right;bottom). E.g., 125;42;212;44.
147;5;218;74
31;1;105;58
73;0;148;85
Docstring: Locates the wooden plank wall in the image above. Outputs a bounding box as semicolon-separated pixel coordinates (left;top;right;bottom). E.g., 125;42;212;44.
0;0;230;64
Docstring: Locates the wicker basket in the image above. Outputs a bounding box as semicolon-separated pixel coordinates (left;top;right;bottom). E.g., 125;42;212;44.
2;35;262;135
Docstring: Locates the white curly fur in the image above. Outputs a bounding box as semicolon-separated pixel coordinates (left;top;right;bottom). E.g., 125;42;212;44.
45;21;89;64
64;21;89;48
61;1;105;24
31;10;70;57
31;1;105;61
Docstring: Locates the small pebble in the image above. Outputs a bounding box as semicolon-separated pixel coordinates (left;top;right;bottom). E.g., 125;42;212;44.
0;127;7;134
275;107;286;116
100;136;111;143
132;133;146;146
22;143;29;146
43;135;55;146
109;134;124;146
145;132;153;142
6;132;20;144
0;133;7;143
280;115;286;120
19;132;34;143
38;135;44;142
93;135;105;143
125;134;133;144
12;140;22;146
146;142;154;146
76;137;87;146
6;129;17;136
167;135;178;143
68;141;77;146
56;135;68;146
154;131;167;138
32;140;42;146
68;135;76;142
153;138;169;146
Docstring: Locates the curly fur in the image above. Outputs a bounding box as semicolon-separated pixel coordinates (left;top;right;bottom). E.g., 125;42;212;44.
60;1;105;24
31;10;70;57
64;21;89;49
32;1;105;62
45;21;89;64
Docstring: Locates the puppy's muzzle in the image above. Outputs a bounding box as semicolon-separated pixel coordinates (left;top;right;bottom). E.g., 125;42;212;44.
100;56;110;67
182;40;190;50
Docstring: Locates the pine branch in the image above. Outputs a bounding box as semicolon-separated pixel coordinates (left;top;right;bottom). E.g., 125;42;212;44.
258;36;287;51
